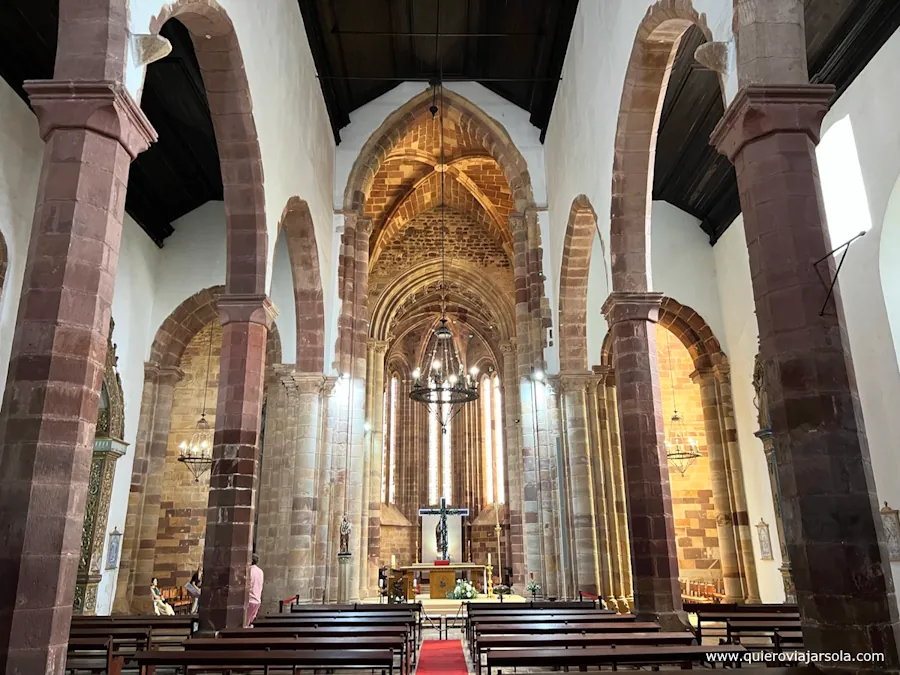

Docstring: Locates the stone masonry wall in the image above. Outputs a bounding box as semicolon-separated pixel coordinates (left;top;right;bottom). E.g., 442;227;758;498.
655;324;721;584
381;525;417;567
153;323;222;588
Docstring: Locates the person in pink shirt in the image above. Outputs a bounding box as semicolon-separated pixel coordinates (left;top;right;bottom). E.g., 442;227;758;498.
247;553;264;627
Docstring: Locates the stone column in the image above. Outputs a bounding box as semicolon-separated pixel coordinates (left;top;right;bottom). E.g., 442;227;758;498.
713;363;760;602
606;377;634;610
364;340;388;596
692;368;743;602
559;373;601;597
256;365;293;611
288;373;324;602
713;2;900;657
588;375;617;610
198;295;274;633
602;292;684;629
500;340;526;587
312;376;338;602
0;80;155;672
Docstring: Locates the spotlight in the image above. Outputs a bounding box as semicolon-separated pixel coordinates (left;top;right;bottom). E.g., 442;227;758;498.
412;368;421;379
449;374;458;385
533;370;544;382
432;360;442;371
470;366;479;376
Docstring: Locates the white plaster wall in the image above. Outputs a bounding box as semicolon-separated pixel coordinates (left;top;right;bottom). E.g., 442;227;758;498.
147;201;228;340
651;202;726;346
271;230;297;364
544;0;733;318
0;79;43;396
712;218;784;602
128;0;335;319
96;214;164;614
586;230;611;368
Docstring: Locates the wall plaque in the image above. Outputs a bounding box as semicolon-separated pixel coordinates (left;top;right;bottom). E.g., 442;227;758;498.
756;519;773;560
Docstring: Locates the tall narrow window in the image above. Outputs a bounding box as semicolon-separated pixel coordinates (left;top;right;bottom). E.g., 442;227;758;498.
482;376;494;504
381;387;388;503
388;375;398;504
441;389;451;504
428;383;439;504
493;374;505;504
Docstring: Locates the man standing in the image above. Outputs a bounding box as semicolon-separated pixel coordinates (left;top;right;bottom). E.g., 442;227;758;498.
247;554;264;627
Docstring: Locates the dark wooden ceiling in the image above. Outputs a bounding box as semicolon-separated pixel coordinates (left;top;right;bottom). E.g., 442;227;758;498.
655;0;900;243
0;1;220;247
296;0;579;142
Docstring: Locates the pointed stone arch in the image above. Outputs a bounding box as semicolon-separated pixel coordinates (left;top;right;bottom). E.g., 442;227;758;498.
278;197;325;372
559;195;608;372
344;87;535;215
149;0;268;296
609;0;714;292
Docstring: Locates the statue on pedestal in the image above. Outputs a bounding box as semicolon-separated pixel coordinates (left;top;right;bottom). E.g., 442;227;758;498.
339;515;351;554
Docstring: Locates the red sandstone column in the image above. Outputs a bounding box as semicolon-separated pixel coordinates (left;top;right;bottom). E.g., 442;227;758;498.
198;295;273;632
602;292;684;629
499;340;525;587
0;81;155;672
713;86;900;667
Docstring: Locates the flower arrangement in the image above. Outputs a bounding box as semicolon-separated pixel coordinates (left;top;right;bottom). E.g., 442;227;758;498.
525;580;542;594
389;594;406;604
446;579;478;600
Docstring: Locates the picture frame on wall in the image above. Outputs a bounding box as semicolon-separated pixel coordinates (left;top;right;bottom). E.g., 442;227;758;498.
106;528;122;570
756;519;773;560
880;502;900;562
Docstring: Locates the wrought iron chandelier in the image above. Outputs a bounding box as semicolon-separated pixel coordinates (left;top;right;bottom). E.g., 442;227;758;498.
178;323;215;482
662;330;700;476
408;80;479;429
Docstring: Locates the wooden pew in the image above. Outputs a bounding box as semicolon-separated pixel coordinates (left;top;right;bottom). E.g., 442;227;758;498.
474;632;697;675
70;617;193;649
727;619;803;645
187;635;409;675
774;630;804;653
465;607;619;644
65;636;122;675
694;606;799;642
468;612;635;647
253;614;418;662
133;648;396;675
484;644;748;674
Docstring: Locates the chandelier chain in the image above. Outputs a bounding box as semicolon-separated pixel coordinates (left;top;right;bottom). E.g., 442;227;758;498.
201;322;213;417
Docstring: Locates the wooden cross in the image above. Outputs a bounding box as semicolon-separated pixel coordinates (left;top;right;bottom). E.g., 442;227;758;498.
419;498;469;561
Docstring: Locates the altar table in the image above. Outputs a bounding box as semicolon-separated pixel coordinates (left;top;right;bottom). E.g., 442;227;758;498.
395;563;487;599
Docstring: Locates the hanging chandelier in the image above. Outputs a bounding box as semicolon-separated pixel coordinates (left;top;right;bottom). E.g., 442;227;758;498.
408;78;479;428
662;331;700;476
178;323;215;482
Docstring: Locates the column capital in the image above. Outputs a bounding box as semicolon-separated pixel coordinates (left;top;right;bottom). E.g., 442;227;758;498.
601;292;664;325
218;294;277;327
711;84;835;162
367;339;389;355
499;339;517;355
558;371;600;393
320;375;340;397
293;373;327;395
689;367;716;385
25;80;157;159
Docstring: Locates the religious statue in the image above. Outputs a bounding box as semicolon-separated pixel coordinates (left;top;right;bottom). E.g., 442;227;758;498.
339;515;351;554
435;518;448;561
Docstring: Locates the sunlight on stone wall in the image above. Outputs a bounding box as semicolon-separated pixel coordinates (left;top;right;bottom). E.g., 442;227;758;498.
655;324;721;586
154;321;221;588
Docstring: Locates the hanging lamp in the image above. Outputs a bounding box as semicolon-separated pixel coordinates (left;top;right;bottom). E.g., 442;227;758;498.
408;79;479;429
178;323;215;482
663;330;701;476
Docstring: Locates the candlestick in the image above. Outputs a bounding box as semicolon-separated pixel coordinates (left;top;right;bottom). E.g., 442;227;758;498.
391;554;396;568
488;552;492;565
494;502;500;527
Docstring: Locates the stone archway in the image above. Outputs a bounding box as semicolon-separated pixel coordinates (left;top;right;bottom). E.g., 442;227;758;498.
601;297;760;603
114;287;281;613
278;197;325;372
609;1;713;292
150;0;267;297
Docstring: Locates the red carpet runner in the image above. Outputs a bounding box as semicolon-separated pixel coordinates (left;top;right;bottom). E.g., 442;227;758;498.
417;639;469;675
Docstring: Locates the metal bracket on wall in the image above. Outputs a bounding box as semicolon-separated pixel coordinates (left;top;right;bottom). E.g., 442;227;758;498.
813;231;866;316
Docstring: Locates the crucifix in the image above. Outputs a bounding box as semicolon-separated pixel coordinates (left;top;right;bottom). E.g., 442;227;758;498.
419;497;469;561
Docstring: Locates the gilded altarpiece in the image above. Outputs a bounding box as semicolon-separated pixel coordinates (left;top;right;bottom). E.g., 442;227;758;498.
74;321;128;615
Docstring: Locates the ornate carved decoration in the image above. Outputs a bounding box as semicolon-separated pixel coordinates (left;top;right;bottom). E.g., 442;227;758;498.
74;319;128;615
